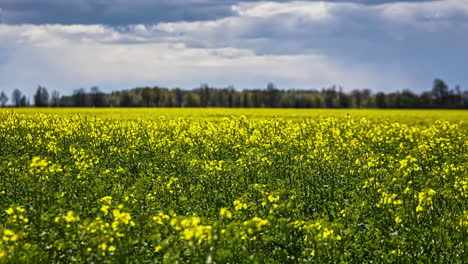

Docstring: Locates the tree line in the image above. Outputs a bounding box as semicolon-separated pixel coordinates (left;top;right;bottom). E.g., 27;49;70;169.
1;79;467;109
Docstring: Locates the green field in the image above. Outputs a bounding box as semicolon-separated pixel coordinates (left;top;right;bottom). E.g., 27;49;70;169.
0;109;467;263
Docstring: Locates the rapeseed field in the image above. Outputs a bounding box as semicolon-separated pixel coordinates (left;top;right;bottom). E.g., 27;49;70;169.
0;109;466;263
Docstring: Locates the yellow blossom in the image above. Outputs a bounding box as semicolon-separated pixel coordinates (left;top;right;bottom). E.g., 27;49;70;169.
267;194;279;203
101;205;110;215
219;208;232;218
5;208;14;215
233;200;248;211
100;196;113;205
64;211;80;222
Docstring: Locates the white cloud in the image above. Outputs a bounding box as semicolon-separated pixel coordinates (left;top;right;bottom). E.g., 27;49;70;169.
232;1;333;21
378;0;468;23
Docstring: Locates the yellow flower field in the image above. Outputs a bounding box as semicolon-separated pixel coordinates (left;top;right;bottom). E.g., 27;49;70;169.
11;107;468;123
0;109;466;263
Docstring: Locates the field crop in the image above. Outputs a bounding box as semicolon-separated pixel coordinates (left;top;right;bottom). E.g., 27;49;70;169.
0;109;467;263
11;108;468;124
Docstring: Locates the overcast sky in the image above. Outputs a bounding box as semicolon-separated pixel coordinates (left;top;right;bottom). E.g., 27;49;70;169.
0;0;467;95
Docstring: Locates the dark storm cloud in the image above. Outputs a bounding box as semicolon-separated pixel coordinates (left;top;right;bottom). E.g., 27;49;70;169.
0;0;437;25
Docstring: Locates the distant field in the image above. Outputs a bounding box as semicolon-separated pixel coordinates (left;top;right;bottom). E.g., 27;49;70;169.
9;107;468;124
0;109;466;263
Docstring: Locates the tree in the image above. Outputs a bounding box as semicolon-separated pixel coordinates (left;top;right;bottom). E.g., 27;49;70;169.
51;90;61;107
350;88;372;108
72;88;87;107
198;84;210;107
173;88;183;107
361;89;372;107
241;90;252;107
323;86;338;108
90;86;105;107
12;89;22;107
375;92;387;108
0;91;8;107
463;91;468;109
34;85;49;107
20;96;29;107
399;90;419;108
419;92;433;108
455;85;462;102
183;92;201;107
141;87;154;107
432;79;449;106
311;93;324;108
338;87;351;108
267;82;280;107
120;91;136;107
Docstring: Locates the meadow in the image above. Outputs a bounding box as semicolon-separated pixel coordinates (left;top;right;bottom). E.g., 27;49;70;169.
0;108;467;263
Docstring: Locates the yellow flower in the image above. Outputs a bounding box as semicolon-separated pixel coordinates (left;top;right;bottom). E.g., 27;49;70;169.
219;208;232;219
416;205;424;212
321;228;334;239
233;200;248;211
30;157;48;168
153;212;170;225
100;196;113;205
3;229;18;242
64;211;80;222
377;192;401;207
101;205;110;215
243;217;268;234
340;209;347;217
99;243;107;251
5;208;14;215
416;189;437;213
111;208;134;231
267;194;279;203
180;225;212;243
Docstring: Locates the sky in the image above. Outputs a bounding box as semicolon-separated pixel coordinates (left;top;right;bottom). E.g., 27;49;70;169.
0;0;467;96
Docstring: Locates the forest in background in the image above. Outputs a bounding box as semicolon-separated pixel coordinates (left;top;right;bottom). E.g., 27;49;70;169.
1;79;467;109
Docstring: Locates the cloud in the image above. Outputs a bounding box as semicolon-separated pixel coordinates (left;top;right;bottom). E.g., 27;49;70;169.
232;1;332;20
3;37;346;81
0;24;410;95
0;0;233;25
0;0;438;25
379;0;468;24
0;0;467;96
